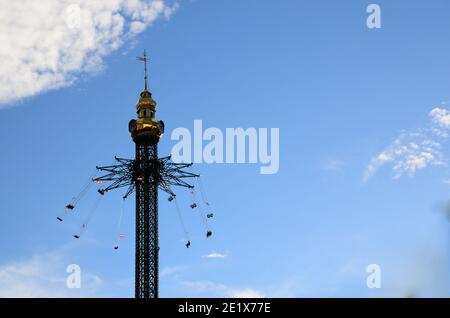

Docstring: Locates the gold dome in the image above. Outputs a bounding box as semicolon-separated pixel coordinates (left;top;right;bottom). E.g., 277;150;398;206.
136;89;157;112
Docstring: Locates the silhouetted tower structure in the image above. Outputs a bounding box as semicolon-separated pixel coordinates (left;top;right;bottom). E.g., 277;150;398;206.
132;50;161;298
94;51;198;298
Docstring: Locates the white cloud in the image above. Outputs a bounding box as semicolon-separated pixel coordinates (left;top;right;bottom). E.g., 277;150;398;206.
204;252;227;259
229;288;265;298
160;265;187;277
0;0;177;106
0;252;102;297
321;159;345;173
364;106;450;180
181;280;265;298
430;107;450;128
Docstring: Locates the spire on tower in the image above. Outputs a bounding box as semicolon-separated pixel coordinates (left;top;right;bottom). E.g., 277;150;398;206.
136;50;148;90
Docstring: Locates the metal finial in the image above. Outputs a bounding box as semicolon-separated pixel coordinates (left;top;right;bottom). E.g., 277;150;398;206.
136;50;148;90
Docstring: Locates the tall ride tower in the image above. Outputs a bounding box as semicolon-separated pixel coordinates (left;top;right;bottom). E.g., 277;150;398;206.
131;50;162;298
94;51;198;298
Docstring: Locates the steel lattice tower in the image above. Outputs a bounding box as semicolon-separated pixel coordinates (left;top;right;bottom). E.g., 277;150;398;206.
93;51;198;298
134;137;159;298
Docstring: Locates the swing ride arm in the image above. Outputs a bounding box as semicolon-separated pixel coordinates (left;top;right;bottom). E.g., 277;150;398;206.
93;157;135;198
159;156;199;194
93;156;199;199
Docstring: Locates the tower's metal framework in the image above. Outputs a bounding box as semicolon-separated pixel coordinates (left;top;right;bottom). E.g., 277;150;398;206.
93;51;198;298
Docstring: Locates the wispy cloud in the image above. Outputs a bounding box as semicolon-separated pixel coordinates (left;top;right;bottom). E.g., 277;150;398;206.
229;288;265;298
160;265;187;277
364;104;450;181
0;0;178;106
181;280;264;298
430;107;450;129
203;252;227;259
321;159;345;173
0;251;102;297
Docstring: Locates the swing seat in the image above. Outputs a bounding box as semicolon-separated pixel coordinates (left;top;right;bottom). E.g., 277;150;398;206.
114;246;119;250
98;189;105;195
186;241;191;248
206;230;212;238
57;217;63;222
66;204;75;210
190;203;197;209
207;213;214;218
168;196;174;202
73;235;80;239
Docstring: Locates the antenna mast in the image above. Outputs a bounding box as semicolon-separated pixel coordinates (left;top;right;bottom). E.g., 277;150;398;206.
137;50;148;90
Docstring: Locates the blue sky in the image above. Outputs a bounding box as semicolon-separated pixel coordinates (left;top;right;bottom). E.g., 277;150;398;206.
1;0;450;297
